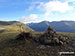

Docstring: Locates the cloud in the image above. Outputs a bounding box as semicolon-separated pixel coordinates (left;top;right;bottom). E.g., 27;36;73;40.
26;0;74;12
27;5;35;11
53;0;75;2
66;0;75;2
20;14;38;23
37;1;74;13
35;0;74;22
23;0;75;23
26;1;41;11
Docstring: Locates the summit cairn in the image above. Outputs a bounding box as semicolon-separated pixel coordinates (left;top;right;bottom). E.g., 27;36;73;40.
38;26;69;45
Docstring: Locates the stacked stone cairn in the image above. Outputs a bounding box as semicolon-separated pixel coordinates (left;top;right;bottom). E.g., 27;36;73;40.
38;26;69;45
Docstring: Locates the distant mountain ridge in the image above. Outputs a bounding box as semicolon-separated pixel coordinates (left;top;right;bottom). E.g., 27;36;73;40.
0;21;33;32
27;21;75;33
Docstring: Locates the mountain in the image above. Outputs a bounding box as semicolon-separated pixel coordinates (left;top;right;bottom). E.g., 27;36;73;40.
27;21;75;33
0;21;33;33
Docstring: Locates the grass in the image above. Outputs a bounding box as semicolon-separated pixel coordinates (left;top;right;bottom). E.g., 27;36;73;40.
0;32;75;56
0;21;33;33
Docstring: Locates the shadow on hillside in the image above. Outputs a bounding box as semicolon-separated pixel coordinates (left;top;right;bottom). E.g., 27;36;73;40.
0;30;5;33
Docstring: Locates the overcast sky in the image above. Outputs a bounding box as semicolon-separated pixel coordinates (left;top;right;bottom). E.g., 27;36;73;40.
0;0;75;23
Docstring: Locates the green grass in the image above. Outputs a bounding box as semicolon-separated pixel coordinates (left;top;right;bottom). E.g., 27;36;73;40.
0;21;33;33
0;32;75;56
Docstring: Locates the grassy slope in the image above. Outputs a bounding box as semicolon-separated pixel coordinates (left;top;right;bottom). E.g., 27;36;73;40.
0;21;33;32
0;32;75;56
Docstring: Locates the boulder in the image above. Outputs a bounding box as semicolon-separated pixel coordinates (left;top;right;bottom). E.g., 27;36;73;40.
16;32;32;40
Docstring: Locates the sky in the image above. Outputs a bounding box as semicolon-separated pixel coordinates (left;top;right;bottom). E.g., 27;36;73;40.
0;0;75;23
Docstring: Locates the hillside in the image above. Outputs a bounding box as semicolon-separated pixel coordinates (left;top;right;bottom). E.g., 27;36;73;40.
0;32;75;56
0;21;33;33
0;21;75;56
27;21;75;33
